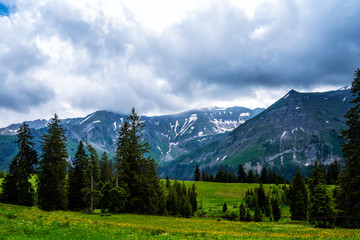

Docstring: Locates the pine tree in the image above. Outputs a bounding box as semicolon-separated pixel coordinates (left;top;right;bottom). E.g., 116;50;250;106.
271;197;281;222
247;169;255;183
289;170;308;220
85;144;100;213
1;122;37;206
309;161;335;227
38;114;68;210
188;183;197;214
68;141;88;210
326;159;339;185
237;164;247;183
100;152;113;185
0;160;19;204
254;205;263;222
194;165;200;181
337;68;360;228
239;202;246;221
257;182;266;212
116;108;164;214
260;167;268;184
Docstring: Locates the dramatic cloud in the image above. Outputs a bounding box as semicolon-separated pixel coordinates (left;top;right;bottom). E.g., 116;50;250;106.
0;0;359;126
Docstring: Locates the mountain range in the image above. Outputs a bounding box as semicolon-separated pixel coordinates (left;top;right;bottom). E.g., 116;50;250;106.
0;88;352;180
161;88;352;179
0;106;263;171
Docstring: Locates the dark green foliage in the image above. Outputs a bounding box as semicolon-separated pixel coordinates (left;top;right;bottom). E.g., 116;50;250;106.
245;209;252;221
237;164;247;183
247;169;255;183
309;162;335;227
37;114;68;211
260;168;268;184
0;122;37;206
337;69;360;228
68;141;88;210
85;144;101;212
109;186;129;213
165;175;170;189
116;108;164;214
100;152;113;185
254;205;263;222
215;169;237;183
257;183;266;211
188;184;197;213
326;159;339;185
194;165;200;181
271;197;281;222
289;170;308;220
239;202;246;221
0;169;6;178
165;180;196;217
222;202;227;213
0;160;18;204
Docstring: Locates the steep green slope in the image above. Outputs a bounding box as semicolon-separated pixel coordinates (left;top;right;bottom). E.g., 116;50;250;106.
162;89;352;180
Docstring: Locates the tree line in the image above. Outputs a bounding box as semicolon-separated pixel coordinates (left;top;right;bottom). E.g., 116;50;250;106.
194;164;289;184
0;108;197;217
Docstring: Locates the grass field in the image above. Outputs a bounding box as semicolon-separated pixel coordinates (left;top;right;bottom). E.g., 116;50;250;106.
1;203;360;239
1;179;358;239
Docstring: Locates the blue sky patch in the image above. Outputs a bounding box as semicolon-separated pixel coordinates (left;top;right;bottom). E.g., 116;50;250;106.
0;2;10;16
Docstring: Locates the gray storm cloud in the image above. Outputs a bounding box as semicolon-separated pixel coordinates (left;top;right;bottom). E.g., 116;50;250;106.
0;0;359;126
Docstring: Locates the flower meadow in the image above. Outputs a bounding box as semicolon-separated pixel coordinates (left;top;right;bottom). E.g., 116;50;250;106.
1;203;360;239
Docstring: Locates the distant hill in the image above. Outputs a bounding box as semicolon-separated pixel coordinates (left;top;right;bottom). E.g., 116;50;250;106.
0;106;263;171
161;88;352;180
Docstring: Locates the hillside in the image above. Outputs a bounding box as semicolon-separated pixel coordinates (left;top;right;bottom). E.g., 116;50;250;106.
0;107;263;170
161;89;352;180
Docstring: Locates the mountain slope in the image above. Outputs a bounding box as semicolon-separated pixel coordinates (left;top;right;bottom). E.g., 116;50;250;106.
161;89;352;179
0;106;263;170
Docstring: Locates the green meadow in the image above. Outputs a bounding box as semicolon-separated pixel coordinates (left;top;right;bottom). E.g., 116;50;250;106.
1;180;358;239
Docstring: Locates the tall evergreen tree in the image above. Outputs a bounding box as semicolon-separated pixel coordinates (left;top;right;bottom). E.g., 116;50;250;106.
85;144;100;213
100;151;113;185
188;183;198;214
37;114;68;210
289;170;308;220
116;108;164;214
239;202;246;221
68;141;88;210
257;182;267;212
194;165;200;181
337;68;360;228
1;122;37;206
308;162;335;227
247;169;255;183
326;159;339;185
237;164;247;183
271;197;281;222
260;167;268;184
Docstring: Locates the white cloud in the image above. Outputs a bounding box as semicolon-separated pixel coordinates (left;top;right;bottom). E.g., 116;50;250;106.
0;0;359;127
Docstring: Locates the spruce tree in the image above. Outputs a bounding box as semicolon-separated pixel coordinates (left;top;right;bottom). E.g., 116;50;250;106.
194;165;200;181
289;170;308;220
308;162;335;227
1;123;38;206
85;144;100;213
237;164;247;183
271;197;281;222
257;182;266;212
260;167;268;184
338;68;360;228
100;152;113;185
239;202;246;221
188;183;197;213
68;141;88;210
37;114;68;210
116;108;164;214
247;169;255;183
326;159;339;185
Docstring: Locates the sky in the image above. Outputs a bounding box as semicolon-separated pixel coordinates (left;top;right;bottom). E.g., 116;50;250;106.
0;0;359;127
